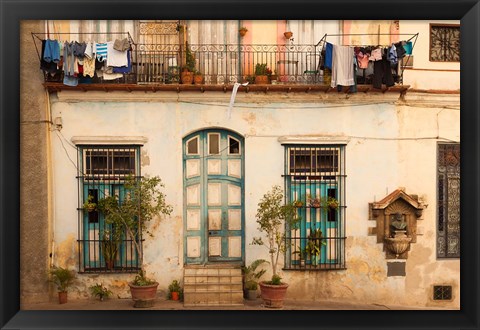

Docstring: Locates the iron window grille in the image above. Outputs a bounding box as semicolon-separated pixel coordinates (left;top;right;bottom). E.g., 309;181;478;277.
429;24;460;62
283;145;346;270
433;285;453;300
437;143;460;258
77;145;142;273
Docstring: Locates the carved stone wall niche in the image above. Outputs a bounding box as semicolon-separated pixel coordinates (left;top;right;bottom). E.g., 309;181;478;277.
369;188;425;260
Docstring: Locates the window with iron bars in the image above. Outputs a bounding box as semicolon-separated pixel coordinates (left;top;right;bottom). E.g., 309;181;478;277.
77;145;142;273
283;145;346;270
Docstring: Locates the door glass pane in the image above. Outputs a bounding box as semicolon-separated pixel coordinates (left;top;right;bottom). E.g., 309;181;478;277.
229;137;240;154
187;137;199;154
209;133;220;154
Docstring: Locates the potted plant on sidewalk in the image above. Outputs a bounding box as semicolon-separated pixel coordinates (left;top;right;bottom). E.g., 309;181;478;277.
89;283;113;301
168;280;182;301
97;175;173;308
49;266;76;304
252;185;300;308
242;259;268;300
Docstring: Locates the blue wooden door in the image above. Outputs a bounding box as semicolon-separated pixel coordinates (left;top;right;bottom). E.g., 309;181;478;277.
183;129;244;264
290;182;339;265
83;184;137;269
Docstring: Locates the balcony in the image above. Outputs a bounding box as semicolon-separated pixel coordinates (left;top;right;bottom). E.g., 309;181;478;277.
40;42;410;94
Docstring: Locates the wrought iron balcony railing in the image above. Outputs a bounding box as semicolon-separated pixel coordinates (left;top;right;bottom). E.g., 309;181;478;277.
40;42;407;88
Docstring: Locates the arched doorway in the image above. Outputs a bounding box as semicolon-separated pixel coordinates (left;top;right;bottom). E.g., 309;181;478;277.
183;129;244;264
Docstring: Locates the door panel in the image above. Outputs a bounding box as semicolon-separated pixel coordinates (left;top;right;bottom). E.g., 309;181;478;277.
184;129;244;264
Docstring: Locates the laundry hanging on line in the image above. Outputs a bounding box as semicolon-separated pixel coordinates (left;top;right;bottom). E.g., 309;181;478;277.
39;38;132;86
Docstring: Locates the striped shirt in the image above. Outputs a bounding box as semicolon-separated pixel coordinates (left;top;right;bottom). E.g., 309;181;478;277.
95;43;108;61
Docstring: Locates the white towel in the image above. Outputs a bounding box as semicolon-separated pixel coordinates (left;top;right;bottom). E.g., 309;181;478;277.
331;45;355;87
106;41;128;67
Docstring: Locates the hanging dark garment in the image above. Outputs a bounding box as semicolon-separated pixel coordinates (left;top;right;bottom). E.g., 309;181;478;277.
372;49;394;89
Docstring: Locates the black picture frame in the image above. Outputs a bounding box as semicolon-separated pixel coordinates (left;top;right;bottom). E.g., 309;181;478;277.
1;0;478;329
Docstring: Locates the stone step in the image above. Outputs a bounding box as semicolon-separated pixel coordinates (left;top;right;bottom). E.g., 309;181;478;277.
183;291;244;306
183;265;245;307
184;284;243;292
184;276;243;285
184;268;242;276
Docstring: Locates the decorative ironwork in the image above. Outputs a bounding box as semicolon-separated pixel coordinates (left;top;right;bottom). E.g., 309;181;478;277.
77;145;142;273
430;24;460;62
283;145;346;271
437;143;460;258
139;21;180;35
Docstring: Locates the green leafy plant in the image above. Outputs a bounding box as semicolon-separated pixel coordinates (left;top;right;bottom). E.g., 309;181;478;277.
168;280;181;293
244;75;255;84
100;229;120;268
167;280;183;300
254;63;270;76
83;195;97;212
89;283;112;301
183;42;196;72
270;274;282;285
305;229;326;259
97;175;173;285
252;185;300;285
242;259;268;290
49;266;76;293
323;196;339;210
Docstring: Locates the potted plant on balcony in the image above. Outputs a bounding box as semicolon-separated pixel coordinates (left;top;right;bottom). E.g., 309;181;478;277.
242;259;268;300
97;175;173;308
239;26;248;37
193;70;203;85
307;194;321;208
254;63;271;84
181;42;196;84
322;196;339;211
252;185;300;308
100;229;119;270
48;266;76;304
168;280;182;301
293;200;304;208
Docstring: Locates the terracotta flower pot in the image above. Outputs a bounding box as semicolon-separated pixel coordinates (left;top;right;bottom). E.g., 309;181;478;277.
181;71;193;84
129;282;159;308
58;291;68;304
171;291;180;301
255;75;269;84
259;281;289;308
193;74;203;85
239;29;247;37
284;31;293;40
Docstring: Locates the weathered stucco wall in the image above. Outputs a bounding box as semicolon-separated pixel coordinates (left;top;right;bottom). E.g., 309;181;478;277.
20;20;51;304
400;20;460;91
48;90;459;308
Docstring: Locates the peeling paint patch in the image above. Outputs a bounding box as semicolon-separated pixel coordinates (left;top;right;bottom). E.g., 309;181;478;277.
141;149;150;166
55;234;77;269
242;112;256;125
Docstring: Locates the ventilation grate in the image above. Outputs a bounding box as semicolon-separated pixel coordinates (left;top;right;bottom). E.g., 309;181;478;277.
433;285;452;300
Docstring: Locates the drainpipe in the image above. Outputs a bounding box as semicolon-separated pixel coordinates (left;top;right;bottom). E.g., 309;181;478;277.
238;20;242;80
44;90;56;268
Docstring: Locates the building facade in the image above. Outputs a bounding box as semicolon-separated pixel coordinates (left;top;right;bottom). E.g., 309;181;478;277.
20;19;460;308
